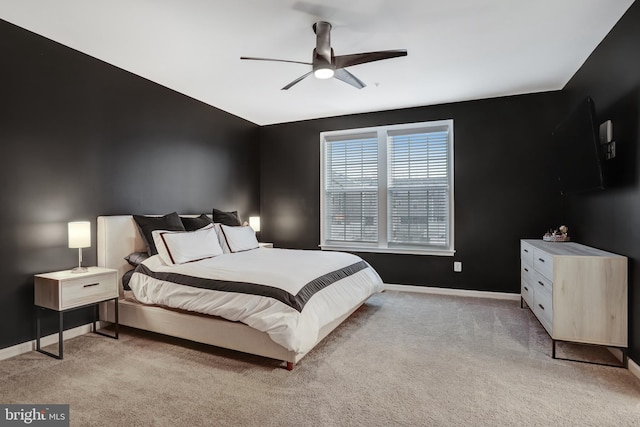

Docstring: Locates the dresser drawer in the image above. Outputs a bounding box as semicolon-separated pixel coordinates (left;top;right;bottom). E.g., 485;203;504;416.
521;279;534;307
521;261;534;284
521;241;534;266
533;284;553;333
61;272;117;309
533;271;553;294
533;248;554;280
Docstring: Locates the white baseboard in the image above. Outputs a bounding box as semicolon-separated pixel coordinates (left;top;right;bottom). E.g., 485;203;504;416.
384;283;521;301
0;323;99;361
628;357;640;380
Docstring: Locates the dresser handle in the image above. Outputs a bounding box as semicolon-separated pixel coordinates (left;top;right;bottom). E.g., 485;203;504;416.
83;283;99;288
538;304;545;310
538;281;544;287
538;258;545;263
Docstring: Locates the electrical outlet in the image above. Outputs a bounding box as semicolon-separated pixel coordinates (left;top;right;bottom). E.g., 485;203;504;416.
454;261;462;272
606;141;616;159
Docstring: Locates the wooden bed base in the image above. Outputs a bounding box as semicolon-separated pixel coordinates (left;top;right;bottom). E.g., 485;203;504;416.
96;215;366;370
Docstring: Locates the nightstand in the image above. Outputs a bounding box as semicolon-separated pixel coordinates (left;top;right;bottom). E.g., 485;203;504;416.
34;267;119;359
258;242;274;248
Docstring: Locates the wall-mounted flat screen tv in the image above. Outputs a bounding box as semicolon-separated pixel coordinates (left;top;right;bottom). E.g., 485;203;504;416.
553;96;604;195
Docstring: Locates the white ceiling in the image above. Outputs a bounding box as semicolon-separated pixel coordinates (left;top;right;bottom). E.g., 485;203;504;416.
0;0;635;125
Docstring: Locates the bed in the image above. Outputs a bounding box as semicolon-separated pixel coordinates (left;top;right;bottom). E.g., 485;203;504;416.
97;215;383;370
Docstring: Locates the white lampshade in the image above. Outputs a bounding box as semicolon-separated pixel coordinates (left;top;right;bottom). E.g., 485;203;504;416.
249;216;261;232
68;221;91;248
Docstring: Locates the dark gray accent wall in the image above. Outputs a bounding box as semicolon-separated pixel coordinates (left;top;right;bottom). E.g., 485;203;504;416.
561;2;640;360
260;92;566;293
0;20;259;350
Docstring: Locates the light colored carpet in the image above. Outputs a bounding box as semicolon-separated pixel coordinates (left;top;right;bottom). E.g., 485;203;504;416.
1;291;639;426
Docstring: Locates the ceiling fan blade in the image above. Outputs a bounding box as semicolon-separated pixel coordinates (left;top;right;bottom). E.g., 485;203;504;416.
333;69;366;89
281;71;313;90
240;56;312;66
334;50;407;69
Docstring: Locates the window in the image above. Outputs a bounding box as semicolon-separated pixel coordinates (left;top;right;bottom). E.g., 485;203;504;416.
320;120;454;256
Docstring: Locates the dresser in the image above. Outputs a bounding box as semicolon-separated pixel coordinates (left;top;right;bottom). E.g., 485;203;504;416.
520;239;628;365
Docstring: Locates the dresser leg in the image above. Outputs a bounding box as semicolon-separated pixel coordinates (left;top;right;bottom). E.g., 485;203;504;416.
551;339;627;368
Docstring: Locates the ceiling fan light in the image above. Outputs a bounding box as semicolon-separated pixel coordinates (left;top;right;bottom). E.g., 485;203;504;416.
314;68;334;79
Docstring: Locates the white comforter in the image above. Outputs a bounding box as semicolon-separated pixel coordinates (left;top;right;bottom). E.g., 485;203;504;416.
128;248;384;353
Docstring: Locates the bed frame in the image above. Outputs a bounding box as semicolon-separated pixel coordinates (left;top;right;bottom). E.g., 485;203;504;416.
96;215;367;370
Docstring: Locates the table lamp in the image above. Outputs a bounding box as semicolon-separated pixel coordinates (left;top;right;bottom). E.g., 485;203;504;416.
68;221;90;273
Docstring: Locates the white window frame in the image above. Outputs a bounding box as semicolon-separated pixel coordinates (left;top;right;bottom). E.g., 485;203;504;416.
320;120;455;256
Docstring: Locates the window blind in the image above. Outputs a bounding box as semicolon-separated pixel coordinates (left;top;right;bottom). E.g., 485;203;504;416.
388;130;449;246
324;135;378;243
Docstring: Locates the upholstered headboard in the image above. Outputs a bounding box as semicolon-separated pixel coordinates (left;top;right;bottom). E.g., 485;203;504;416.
97;216;145;293
97;215;205;294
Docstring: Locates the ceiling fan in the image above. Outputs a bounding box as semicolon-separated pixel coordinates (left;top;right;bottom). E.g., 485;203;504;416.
241;21;407;90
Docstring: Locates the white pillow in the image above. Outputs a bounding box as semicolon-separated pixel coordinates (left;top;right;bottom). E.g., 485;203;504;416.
219;224;259;253
152;224;223;265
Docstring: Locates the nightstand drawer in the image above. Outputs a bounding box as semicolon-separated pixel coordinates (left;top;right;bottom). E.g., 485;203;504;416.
61;273;117;309
35;267;117;311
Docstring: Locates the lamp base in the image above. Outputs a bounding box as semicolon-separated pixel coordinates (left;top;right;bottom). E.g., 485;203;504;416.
71;266;89;273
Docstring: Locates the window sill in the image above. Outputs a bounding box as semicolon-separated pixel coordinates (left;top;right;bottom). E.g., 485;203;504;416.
320;244;455;257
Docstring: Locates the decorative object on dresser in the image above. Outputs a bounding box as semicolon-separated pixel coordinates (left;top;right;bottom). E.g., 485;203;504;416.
520;239;627;367
68;221;91;273
542;225;570;242
34;267;119;359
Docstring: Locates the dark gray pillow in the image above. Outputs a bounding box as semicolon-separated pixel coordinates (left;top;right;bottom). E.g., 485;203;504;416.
133;212;185;255
122;269;135;291
212;209;241;226
181;214;213;231
124;251;149;267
